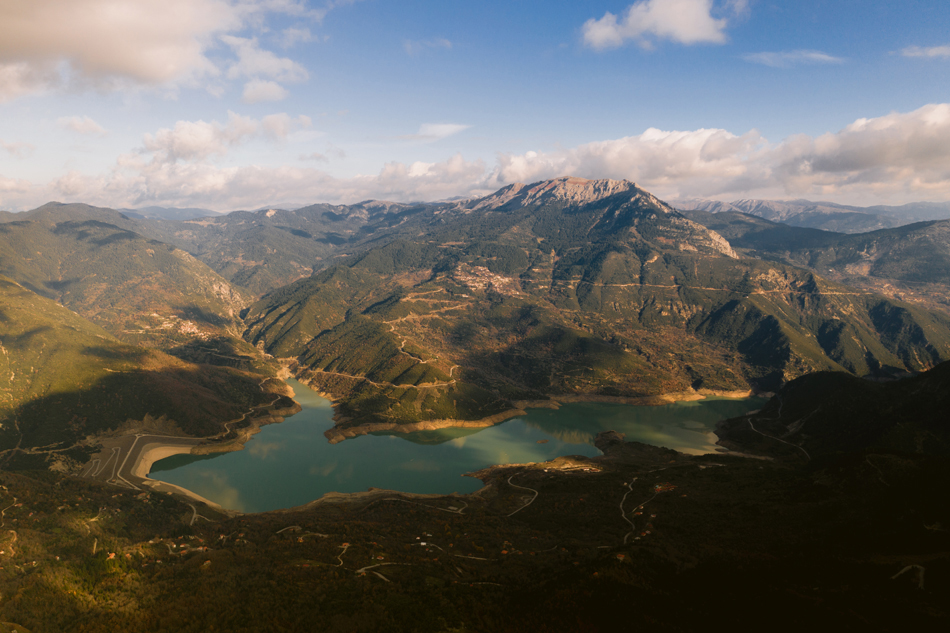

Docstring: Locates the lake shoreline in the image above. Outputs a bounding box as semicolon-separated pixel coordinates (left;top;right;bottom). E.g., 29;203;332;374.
320;386;758;443
142;377;765;514
78;384;302;516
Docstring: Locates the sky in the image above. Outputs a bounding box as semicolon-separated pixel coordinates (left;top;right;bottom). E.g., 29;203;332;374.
2;0;950;211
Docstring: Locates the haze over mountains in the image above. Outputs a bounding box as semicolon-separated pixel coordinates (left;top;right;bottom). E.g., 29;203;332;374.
676;197;950;233
117;206;221;222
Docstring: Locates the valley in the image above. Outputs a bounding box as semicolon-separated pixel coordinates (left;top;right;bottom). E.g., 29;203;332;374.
0;177;948;631
0;361;946;631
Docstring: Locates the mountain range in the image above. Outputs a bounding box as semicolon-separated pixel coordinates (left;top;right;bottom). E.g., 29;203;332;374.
681;208;950;314
240;178;950;437
676;197;950;233
2;178;950;449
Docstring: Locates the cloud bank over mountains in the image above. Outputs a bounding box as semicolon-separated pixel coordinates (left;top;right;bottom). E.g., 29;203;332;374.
1;1;949;213
4;103;950;211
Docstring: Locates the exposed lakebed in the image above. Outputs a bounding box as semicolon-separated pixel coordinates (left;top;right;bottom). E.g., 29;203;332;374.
150;379;765;512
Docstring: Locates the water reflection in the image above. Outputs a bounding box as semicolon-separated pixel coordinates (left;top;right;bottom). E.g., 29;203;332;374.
186;471;246;513
247;440;285;459
150;379;764;512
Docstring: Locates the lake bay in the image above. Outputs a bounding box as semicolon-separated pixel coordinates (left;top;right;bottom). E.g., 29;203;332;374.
150;379;765;512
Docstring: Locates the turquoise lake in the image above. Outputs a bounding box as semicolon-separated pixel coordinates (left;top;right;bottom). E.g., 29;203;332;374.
150;379;765;513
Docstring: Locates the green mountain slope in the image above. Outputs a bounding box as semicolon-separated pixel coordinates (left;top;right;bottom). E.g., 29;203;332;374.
9;200;455;300
0;276;283;456
0;208;250;351
127;200;447;297
683;209;950;314
244;178;950;433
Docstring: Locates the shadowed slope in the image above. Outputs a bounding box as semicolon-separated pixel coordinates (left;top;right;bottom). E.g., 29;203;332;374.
0;276;284;459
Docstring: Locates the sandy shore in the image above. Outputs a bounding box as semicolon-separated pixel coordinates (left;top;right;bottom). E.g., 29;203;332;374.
543;388;754;407
139;477;230;511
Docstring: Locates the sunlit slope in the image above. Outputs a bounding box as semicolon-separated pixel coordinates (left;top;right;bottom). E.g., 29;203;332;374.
0;276;279;451
684;210;950;313
690;212;950;283
0;211;248;350
243;178;950;429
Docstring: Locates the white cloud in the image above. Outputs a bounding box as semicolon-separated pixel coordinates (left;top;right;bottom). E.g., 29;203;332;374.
0;0;237;97
222;35;309;82
52;170;89;197
403;38;453;56
400;123;471;141
723;0;750;16
143;114;256;163
140;111;309;162
282;27;313;47
221;35;308;103
901;45;950;59
742;50;845;68
486;127;769;198
1;140;34;158
6;152;490;211
0;175;33;198
261;113;312;139
307;0;363;22
487;103;950;203
582;0;732;50
242;79;289;103
770;103;950;198
9;103;950;212
299;152;329;162
57;116;107;136
0;61;61;103
0;0;324;101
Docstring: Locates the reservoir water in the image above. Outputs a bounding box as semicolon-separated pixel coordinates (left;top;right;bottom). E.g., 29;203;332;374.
150;379;765;513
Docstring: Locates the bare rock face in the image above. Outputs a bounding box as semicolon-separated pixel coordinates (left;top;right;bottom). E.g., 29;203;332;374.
469;177;650;210
463;177;737;259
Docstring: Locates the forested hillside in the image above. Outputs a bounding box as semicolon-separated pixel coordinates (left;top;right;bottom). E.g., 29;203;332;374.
0;207;248;350
244;178;950;434
0;277;284;464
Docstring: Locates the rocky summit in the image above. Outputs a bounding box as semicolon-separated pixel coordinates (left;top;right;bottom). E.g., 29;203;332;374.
242;178;950;437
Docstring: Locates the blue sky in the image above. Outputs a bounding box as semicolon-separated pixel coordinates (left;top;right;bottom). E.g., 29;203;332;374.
2;0;950;211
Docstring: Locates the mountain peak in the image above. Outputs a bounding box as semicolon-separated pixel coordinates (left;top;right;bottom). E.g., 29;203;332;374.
518;176;640;205
469;176;653;210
